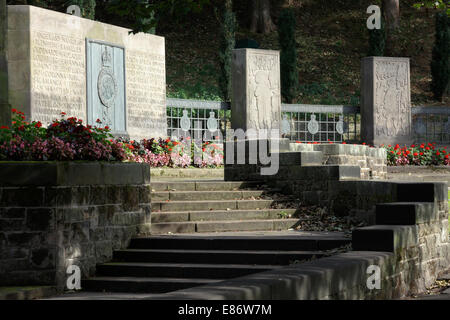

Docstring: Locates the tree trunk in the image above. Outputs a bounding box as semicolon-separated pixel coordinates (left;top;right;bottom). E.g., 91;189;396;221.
383;0;400;30
250;0;276;34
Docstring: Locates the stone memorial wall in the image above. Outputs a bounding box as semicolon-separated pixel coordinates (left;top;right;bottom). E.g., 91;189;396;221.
7;5;167;139
361;57;412;146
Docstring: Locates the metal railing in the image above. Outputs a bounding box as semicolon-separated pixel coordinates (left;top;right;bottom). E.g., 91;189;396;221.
166;98;230;142
412;106;450;144
281;104;361;143
166;98;449;144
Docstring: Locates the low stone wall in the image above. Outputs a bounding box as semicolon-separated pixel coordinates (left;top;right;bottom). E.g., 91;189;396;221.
290;143;387;180
0;162;151;290
387;166;450;185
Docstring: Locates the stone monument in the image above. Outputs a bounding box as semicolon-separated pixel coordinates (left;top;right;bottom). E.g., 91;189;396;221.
361;57;412;146
0;0;10;126
231;49;281;133
7;5;167;139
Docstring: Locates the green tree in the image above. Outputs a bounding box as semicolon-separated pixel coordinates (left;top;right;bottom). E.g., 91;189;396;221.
431;12;449;101
278;8;298;103
413;1;450;17
66;0;95;19
218;0;236;102
368;17;386;56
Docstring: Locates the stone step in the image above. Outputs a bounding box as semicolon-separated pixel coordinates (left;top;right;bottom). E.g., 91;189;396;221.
151;181;266;192
152;199;294;212
82;276;221;294
113;249;325;265
352;225;418;252
130;235;350;251
150;219;301;235
225;151;324;166
95;262;279;279
151;189;283;202
151;209;299;223
225;165;361;181
396;182;438;203
376;202;438;225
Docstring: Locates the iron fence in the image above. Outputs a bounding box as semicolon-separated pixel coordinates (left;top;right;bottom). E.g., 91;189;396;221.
281;104;361;143
412;106;450;144
166;98;449;145
166;98;230;142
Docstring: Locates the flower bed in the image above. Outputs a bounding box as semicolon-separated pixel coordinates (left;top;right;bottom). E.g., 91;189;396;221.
0;110;223;168
384;143;449;166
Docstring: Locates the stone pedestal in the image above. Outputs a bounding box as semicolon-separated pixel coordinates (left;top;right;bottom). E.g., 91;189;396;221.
361;57;412;146
231;49;281;133
0;0;10;126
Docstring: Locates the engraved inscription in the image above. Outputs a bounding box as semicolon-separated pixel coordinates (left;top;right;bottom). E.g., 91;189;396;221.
374;60;411;137
31;31;85;124
126;50;167;136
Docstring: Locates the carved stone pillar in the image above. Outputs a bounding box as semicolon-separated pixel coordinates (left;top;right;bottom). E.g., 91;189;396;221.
361;57;412;146
231;49;281;134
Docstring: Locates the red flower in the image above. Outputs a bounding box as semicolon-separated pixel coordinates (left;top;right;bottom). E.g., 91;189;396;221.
104;126;110;130
436;152;440;156
420;152;424;156
1;125;9;129
61;112;66;116
11;108;17;114
413;153;418;157
96;119;101;123
34;121;42;128
426;147;430;151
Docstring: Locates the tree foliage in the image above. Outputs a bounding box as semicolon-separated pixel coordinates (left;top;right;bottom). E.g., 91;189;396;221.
66;0;95;19
278;8;298;103
218;0;236;102
413;1;450;16
368;17;386;56
431;12;449;101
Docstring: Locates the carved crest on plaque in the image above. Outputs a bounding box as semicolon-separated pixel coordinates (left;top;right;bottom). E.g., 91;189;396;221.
207;112;218;133
308;115;319;135
180;110;191;132
336;115;345;135
281;114;290;135
98;47;118;109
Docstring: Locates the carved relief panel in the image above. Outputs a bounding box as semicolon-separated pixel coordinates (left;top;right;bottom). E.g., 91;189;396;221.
247;51;281;131
373;59;411;138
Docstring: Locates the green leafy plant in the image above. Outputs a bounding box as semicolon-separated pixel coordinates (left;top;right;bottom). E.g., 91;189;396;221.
431;12;449;101
218;0;236;102
278;8;299;103
368;17;386;56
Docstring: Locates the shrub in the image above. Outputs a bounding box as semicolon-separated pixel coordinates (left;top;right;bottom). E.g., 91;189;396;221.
278;8;299;103
384;143;449;166
368;17;386;56
431;12;450;101
218;0;236;102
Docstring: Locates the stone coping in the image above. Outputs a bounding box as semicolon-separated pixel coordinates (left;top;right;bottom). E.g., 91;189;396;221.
290;143;387;158
151;168;224;179
148;251;395;300
0;162;150;186
388;166;450;174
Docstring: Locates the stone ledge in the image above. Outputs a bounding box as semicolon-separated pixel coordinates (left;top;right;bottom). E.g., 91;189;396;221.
0;162;150;186
149;251;395;300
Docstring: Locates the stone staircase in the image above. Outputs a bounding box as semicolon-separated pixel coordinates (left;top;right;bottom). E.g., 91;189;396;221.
82;233;351;293
149;181;303;235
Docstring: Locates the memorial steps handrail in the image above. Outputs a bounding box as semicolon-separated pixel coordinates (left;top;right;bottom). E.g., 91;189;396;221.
281;104;360;114
412;106;450;115
166;98;230;110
